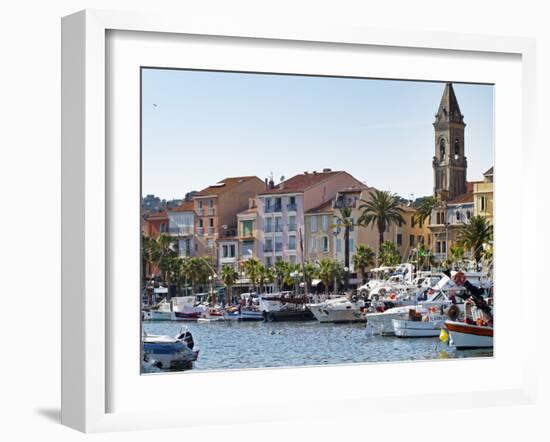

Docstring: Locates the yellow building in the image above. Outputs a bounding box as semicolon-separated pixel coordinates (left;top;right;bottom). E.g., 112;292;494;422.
473;167;493;222
304;200;335;264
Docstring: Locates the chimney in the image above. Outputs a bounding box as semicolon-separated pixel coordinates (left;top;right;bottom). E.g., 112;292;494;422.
304;171;309;175
323;168;332;173
269;177;275;189
313;170;317;174
264;178;268;190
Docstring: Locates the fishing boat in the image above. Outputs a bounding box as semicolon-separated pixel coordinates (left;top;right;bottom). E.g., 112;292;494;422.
307;296;367;323
142;330;199;370
143;298;172;321
235;292;264;321
171;296;207;321
392;310;447;338
260;292;314;322
445;321;493;349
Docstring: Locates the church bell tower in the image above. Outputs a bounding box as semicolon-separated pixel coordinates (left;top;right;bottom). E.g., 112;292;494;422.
433;83;467;200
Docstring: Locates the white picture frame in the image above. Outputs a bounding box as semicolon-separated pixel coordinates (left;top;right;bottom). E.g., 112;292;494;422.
62;9;538;433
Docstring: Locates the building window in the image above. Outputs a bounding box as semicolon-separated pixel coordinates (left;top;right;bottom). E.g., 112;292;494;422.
436;240;447;254
198;200;203;209
206;239;213;250
321;236;329;252
336;238;342;253
288;215;296;231
322;215;329;231
411;216;415;227
418;235;424;244
208;199;213;208
275;239;283;252
289;196;295;205
199;219;203;228
289;255;296;264
288;236;296;250
397;234;402;246
265;217;273;233
440;138;446;159
265;198;271;210
349;238;355;253
409;235;415;247
265;257;272;268
160;223;166;233
242;220;253;237
480;196;486;211
454;138;460;158
310;216;318;232
466;210;471;220
209;218;214;227
309;237;317;253
456;211;460;221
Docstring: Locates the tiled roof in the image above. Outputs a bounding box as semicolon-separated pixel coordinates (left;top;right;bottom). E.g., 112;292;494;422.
306;200;334;214
170;201;194;212
145;210;168;220
447;191;474;205
194;176;262;197
259;171;347;195
337;185;369;194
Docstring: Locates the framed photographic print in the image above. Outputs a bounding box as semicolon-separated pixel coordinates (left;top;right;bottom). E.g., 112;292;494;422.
62;9;538;433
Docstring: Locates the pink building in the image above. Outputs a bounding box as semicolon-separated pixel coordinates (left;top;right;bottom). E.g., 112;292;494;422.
256;169;364;267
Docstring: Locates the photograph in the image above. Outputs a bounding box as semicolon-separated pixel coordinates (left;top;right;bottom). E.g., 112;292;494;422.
140;69;494;374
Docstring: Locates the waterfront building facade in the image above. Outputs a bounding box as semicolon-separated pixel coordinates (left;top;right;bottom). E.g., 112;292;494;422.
193;176;265;268
236;199;258;264
256;170;364;267
304;200;335;264
142;210;168;239
167;201;195;258
474;167;494;222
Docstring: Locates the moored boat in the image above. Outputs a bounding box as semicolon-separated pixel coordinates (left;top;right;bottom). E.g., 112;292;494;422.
392;317;446;338
260;292;314;322
308;296;367;323
143;298;172;321
171;296;207;321
142;331;199;370
445;320;493;349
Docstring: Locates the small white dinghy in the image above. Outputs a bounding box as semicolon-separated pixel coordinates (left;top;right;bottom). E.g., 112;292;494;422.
392;318;446;338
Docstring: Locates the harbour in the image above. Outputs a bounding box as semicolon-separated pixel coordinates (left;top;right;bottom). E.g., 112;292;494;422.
143;318;493;372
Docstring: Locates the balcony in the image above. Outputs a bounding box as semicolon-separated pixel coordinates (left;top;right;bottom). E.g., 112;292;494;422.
168;226;193;236
333;197;358;209
265;205;282;213
287;203;297;212
207;207;215;216
275;224;283;233
264;245;273;253
288;223;297;232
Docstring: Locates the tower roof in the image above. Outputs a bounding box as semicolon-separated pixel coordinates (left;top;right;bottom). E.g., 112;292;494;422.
434;83;464;124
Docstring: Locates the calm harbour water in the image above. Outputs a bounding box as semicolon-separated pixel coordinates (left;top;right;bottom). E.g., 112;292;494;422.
143;320;493;372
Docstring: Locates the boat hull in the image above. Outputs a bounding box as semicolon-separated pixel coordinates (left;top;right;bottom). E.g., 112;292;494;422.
392;319;445;338
309;304;366;323
145;310;172;321
264;309;314;322
366;312;408;335
171;311;202;321
239;310;264;321
445;321;493;349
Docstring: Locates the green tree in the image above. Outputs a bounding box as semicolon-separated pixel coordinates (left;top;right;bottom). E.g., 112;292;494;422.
447;245;465;270
185;256;212;294
358;189;405;253
415;243;435;271
315;259;339;296
302;261;317;294
331;207;357;290
413;196;436;227
378;241;401;266
457;215;493;268
220;265;238;304
352;244;376;282
243;258;262;293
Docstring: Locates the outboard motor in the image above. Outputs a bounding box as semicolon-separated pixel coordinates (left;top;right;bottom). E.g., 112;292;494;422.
176;330;195;350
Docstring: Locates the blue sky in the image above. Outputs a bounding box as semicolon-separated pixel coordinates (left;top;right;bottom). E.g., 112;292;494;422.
142;69;493;200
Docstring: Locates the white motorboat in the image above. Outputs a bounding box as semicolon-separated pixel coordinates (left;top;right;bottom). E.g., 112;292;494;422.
308;297;367;323
143;298;172;321
171;296;207;321
445;320;493;349
142;331;199;370
392;316;447;338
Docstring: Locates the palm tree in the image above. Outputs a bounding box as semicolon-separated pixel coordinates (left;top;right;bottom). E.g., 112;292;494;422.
352;244;376;282
447;245;465;270
457;215;493;269
415;243;434;271
378;241;401;266
302;261;317;294
358;189;405;253
243;258;262;293
258;265;274;294
331;207;356;290
413;196;436;227
315;259;335;296
220;265;238;305
186;256;211;294
273;260;288;290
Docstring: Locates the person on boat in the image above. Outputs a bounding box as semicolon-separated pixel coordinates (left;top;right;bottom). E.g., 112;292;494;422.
445;270;493;326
